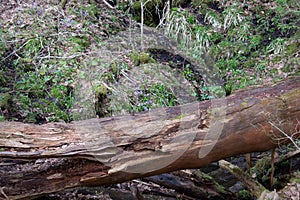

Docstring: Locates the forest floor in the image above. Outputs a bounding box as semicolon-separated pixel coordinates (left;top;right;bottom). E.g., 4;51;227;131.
0;0;299;199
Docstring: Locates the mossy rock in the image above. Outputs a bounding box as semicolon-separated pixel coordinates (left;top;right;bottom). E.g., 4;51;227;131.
95;85;110;118
95;85;108;100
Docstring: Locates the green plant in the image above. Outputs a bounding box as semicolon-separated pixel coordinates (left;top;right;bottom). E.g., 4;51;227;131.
159;7;193;48
223;4;245;31
130;83;178;112
194;25;211;51
204;11;222;30
199;85;213;100
237;190;252;200
0;93;12;110
248;35;263;52
266;38;286;54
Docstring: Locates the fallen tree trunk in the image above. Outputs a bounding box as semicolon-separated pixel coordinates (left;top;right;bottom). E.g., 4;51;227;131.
0;76;299;199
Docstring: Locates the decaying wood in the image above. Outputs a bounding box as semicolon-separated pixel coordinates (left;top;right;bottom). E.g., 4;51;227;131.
0;76;299;199
219;158;300;200
144;170;235;199
218;159;268;198
218;159;280;200
275;148;300;163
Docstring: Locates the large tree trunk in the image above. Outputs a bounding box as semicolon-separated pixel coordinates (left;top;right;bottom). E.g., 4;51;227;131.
0;76;299;199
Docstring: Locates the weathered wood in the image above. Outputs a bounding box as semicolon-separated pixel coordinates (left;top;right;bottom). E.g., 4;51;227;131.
144;170;236;199
219;158;300;200
219;159;267;198
0;76;299;199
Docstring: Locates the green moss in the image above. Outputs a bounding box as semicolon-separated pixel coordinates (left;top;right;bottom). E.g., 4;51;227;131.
273;55;283;63
232;166;242;174
270;68;278;75
286;42;299;55
130;51;155;66
0;70;6;86
290;171;300;183
202;172;213;180
130;51;140;66
60;0;67;9
282;65;293;73
85;3;99;19
243;60;255;68
139;52;155;64
191;0;203;7
105;72;115;83
69;36;91;51
216;184;227;194
103;61;120;83
237;190;252;200
0;116;5;122
250;156;271;178
170;114;187;120
95;85;109;118
111;61;119;75
95;85;108;99
224;83;232;96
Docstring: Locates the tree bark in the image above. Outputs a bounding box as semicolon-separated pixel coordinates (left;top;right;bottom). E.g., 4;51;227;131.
0;76;299;199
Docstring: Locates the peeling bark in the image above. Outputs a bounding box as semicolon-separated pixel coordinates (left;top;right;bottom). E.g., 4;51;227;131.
0;76;299;199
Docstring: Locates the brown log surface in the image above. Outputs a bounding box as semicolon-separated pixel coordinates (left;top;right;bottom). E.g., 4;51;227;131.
0;76;299;199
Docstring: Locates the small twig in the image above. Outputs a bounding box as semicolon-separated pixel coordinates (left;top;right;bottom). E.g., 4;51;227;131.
270;148;275;189
274;149;300;163
121;70;137;84
7;32;85;43
0;187;9;200
156;1;170;28
1;40;31;63
100;82;116;94
246;153;251;172
37;52;92;59
269;121;300;150
102;0;115;9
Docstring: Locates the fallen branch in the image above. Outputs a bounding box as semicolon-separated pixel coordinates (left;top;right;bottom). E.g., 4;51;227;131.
219;159;300;200
0;76;299;199
144;170;235;199
218;159;270;199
